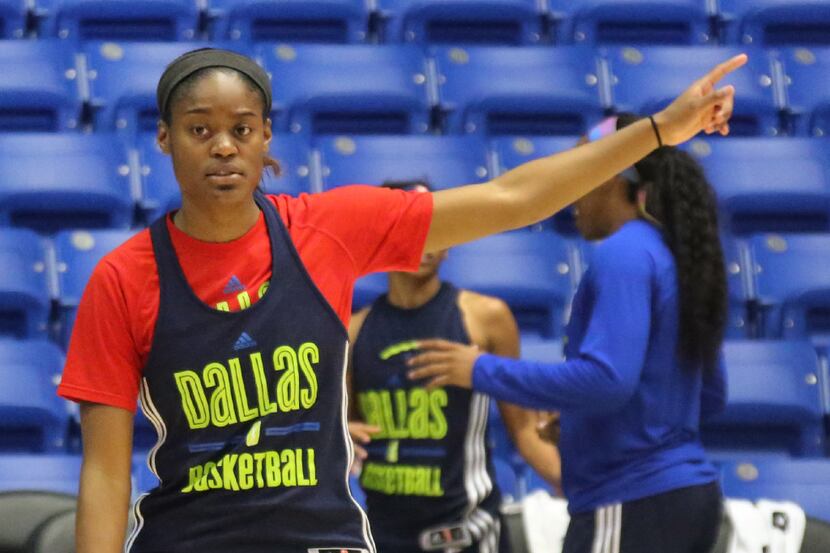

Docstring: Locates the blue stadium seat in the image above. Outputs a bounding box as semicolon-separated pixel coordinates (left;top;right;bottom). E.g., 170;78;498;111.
53;229;135;346
133;453;159;495
137;133;314;223
376;0;544;45
719;0;830;47
434;46;604;136
747;234;830;345
0;40;82;132
349;473;366;509
702;340;824;457
0;230;51;338
317;135;490;190
133;407;158;452
0;455;82;494
83;41;214;137
0;0;28;38
0;133;134;233
39;0;200;42
492;136;581;232
353;272;387;311
719;457;830;522
208;0;369;43
606;46;782;137
720;234;753;338
440;232;577;338
685;137;830;234
779;47;830;137
257;44;433;135
492;136;581;174
520;336;565;363
0;339;68;453
552;0;713;45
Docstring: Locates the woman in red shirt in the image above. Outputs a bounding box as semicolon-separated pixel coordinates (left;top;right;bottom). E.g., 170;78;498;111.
58;48;745;553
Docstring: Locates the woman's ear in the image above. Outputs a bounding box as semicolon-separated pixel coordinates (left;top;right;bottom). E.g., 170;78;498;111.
157;121;171;155
637;188;648;210
263;117;273;152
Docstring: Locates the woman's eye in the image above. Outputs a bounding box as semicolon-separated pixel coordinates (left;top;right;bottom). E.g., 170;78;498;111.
236;126;252;136
191;126;208;137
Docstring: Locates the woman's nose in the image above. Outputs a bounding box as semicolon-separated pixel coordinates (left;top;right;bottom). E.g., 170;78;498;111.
210;133;237;158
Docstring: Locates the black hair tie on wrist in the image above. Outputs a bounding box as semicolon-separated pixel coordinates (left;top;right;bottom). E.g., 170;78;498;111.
648;115;663;148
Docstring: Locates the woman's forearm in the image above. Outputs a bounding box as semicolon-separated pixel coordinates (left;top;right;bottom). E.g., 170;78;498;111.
424;54;745;252
425;120;658;251
76;459;132;553
473;354;638;414
76;403;136;553
493;118;658;226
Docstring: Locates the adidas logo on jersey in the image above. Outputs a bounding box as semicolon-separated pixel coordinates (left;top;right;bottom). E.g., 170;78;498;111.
233;332;257;351
224;274;246;294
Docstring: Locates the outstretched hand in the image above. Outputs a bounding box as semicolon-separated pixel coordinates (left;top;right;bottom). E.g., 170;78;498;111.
653;53;748;145
407;339;482;390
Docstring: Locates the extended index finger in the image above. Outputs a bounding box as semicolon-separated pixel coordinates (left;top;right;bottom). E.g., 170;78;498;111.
702;54;748;86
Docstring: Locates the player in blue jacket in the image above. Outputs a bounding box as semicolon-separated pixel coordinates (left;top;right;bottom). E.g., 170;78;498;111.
408;113;729;553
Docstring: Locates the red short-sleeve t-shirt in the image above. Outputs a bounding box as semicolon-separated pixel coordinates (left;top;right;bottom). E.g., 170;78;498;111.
57;186;433;412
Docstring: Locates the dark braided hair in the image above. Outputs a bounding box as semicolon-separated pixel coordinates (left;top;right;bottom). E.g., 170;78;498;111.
618;114;727;374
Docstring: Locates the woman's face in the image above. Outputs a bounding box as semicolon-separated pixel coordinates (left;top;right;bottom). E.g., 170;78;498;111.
573;181;617;240
157;70;272;209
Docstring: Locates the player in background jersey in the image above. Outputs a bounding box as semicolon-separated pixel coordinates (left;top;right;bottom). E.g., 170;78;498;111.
57;46;745;553
347;180;561;553
407;114;730;553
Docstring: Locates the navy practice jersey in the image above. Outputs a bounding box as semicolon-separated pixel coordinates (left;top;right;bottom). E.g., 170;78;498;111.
352;283;501;551
129;192;374;553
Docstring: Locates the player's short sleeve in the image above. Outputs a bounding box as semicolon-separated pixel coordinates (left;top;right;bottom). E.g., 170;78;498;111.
57;259;143;413
303;185;433;275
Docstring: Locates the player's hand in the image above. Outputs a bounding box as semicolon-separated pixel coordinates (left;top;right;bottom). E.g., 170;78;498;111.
348;422;380;473
653;53;747;145
407;339;481;390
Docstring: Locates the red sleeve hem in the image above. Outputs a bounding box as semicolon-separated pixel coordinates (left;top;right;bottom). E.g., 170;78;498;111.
398;192;434;272
57;383;138;413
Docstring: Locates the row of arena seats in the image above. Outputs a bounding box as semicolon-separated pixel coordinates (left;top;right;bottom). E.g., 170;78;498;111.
0;320;828;459
358;231;830;343
0;133;829;235
1;337;830;521
3;226;830;344
0;196;817;332
2;40;830;137
509;339;830;458
1;0;829;47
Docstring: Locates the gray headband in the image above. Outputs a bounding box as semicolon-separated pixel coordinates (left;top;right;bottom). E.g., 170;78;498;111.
156;48;272;117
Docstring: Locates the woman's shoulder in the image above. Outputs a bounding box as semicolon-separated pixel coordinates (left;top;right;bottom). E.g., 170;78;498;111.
89;228;157;299
98;228;154;272
592;222;663;273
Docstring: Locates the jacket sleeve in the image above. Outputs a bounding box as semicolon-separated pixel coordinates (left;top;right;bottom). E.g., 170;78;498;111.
473;245;653;415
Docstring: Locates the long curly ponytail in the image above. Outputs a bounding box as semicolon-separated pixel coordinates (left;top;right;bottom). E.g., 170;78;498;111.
618;114;728;373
